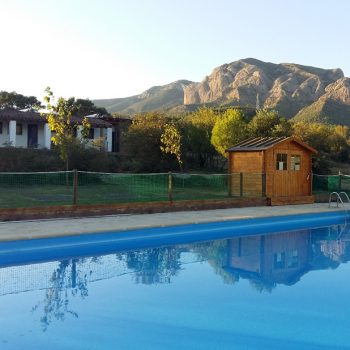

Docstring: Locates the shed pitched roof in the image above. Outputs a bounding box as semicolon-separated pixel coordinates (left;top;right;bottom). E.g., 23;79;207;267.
227;136;317;153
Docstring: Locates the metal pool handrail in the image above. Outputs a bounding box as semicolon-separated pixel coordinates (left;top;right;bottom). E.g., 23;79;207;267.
339;191;350;203
329;191;350;229
329;192;344;208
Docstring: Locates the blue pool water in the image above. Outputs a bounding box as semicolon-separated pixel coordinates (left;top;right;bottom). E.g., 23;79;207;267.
1;214;350;349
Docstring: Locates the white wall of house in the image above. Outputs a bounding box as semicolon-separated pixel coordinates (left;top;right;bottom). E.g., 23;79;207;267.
83;127;107;147
0;122;9;145
15;123;28;147
0;122;48;148
0;120;112;151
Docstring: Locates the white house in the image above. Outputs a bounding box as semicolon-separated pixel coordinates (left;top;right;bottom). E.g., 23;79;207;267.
0;109;114;152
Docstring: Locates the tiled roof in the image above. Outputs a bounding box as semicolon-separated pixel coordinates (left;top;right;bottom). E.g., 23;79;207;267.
0;109;46;123
71;115;112;128
0;109;112;128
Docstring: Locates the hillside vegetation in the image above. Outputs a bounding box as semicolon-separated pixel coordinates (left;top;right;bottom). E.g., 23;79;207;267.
93;80;192;115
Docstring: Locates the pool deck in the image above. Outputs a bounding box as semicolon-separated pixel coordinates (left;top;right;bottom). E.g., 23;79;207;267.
0;203;345;242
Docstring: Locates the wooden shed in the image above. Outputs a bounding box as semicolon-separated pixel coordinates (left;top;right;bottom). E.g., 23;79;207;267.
227;137;317;205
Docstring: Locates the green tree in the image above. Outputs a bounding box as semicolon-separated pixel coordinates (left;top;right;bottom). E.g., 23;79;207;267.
0;91;42;110
331;125;350;161
43;87;91;170
123;112;175;172
249;109;292;137
292;121;333;153
74;98;108;116
160;123;183;170
271;118;293;137
298;122;349;157
211;109;248;157
292;121;350;172
183;107;218;168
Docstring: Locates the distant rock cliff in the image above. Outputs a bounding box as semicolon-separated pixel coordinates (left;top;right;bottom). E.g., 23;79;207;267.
294;77;350;124
94;58;350;125
184;58;344;118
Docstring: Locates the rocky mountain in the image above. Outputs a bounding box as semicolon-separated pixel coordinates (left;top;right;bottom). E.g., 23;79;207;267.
93;80;193;115
293;77;350;124
94;58;350;125
184;58;344;118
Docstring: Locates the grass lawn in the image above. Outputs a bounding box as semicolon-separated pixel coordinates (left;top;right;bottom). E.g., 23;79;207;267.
0;185;74;208
0;181;232;209
0;172;234;209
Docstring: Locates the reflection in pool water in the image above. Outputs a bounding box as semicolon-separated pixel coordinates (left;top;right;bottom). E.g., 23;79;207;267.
1;224;350;349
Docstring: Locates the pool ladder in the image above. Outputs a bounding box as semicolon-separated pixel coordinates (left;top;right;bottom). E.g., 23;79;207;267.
329;192;350;230
329;192;350;208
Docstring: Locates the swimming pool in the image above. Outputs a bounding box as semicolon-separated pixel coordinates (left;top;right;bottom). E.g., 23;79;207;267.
1;212;350;349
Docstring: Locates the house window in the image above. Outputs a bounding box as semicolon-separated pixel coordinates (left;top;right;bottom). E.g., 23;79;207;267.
0;122;2;134
16;124;23;135
276;153;287;170
88;128;94;139
291;155;301;171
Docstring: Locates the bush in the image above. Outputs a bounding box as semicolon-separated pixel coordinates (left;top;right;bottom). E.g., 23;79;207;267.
0;147;64;172
0;147;118;172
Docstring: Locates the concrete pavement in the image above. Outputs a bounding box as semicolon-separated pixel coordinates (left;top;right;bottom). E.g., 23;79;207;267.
0;203;345;242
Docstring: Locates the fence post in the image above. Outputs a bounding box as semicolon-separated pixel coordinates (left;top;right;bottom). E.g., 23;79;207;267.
240;172;243;197
168;172;173;202
228;173;232;197
262;173;266;197
73;169;78;205
339;171;342;191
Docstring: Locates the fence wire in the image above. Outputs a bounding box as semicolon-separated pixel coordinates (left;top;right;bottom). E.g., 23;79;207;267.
312;174;350;195
0;171;74;208
0;171;265;209
77;171;169;204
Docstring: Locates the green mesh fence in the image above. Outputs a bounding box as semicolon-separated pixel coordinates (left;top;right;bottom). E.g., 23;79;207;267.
0;171;265;209
0;171;74;208
77;172;169;204
172;173;229;200
312;174;350;194
340;175;350;192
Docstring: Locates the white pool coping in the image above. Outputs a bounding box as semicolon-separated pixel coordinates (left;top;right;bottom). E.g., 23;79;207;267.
0;203;346;242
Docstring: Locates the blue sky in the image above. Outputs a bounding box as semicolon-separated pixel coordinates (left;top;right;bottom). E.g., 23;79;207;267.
0;0;349;100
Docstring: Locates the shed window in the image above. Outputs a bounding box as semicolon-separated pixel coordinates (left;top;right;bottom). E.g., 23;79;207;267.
291;155;301;171
274;252;285;269
0;122;2;134
276;153;287;171
16;124;23;135
287;250;299;268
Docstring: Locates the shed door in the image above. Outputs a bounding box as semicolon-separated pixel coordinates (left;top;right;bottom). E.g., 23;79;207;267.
289;153;304;196
274;151;309;197
274;151;289;197
290;151;310;196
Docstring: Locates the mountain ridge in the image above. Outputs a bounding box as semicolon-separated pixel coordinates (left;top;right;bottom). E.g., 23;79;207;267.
93;58;350;125
93;80;193;115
